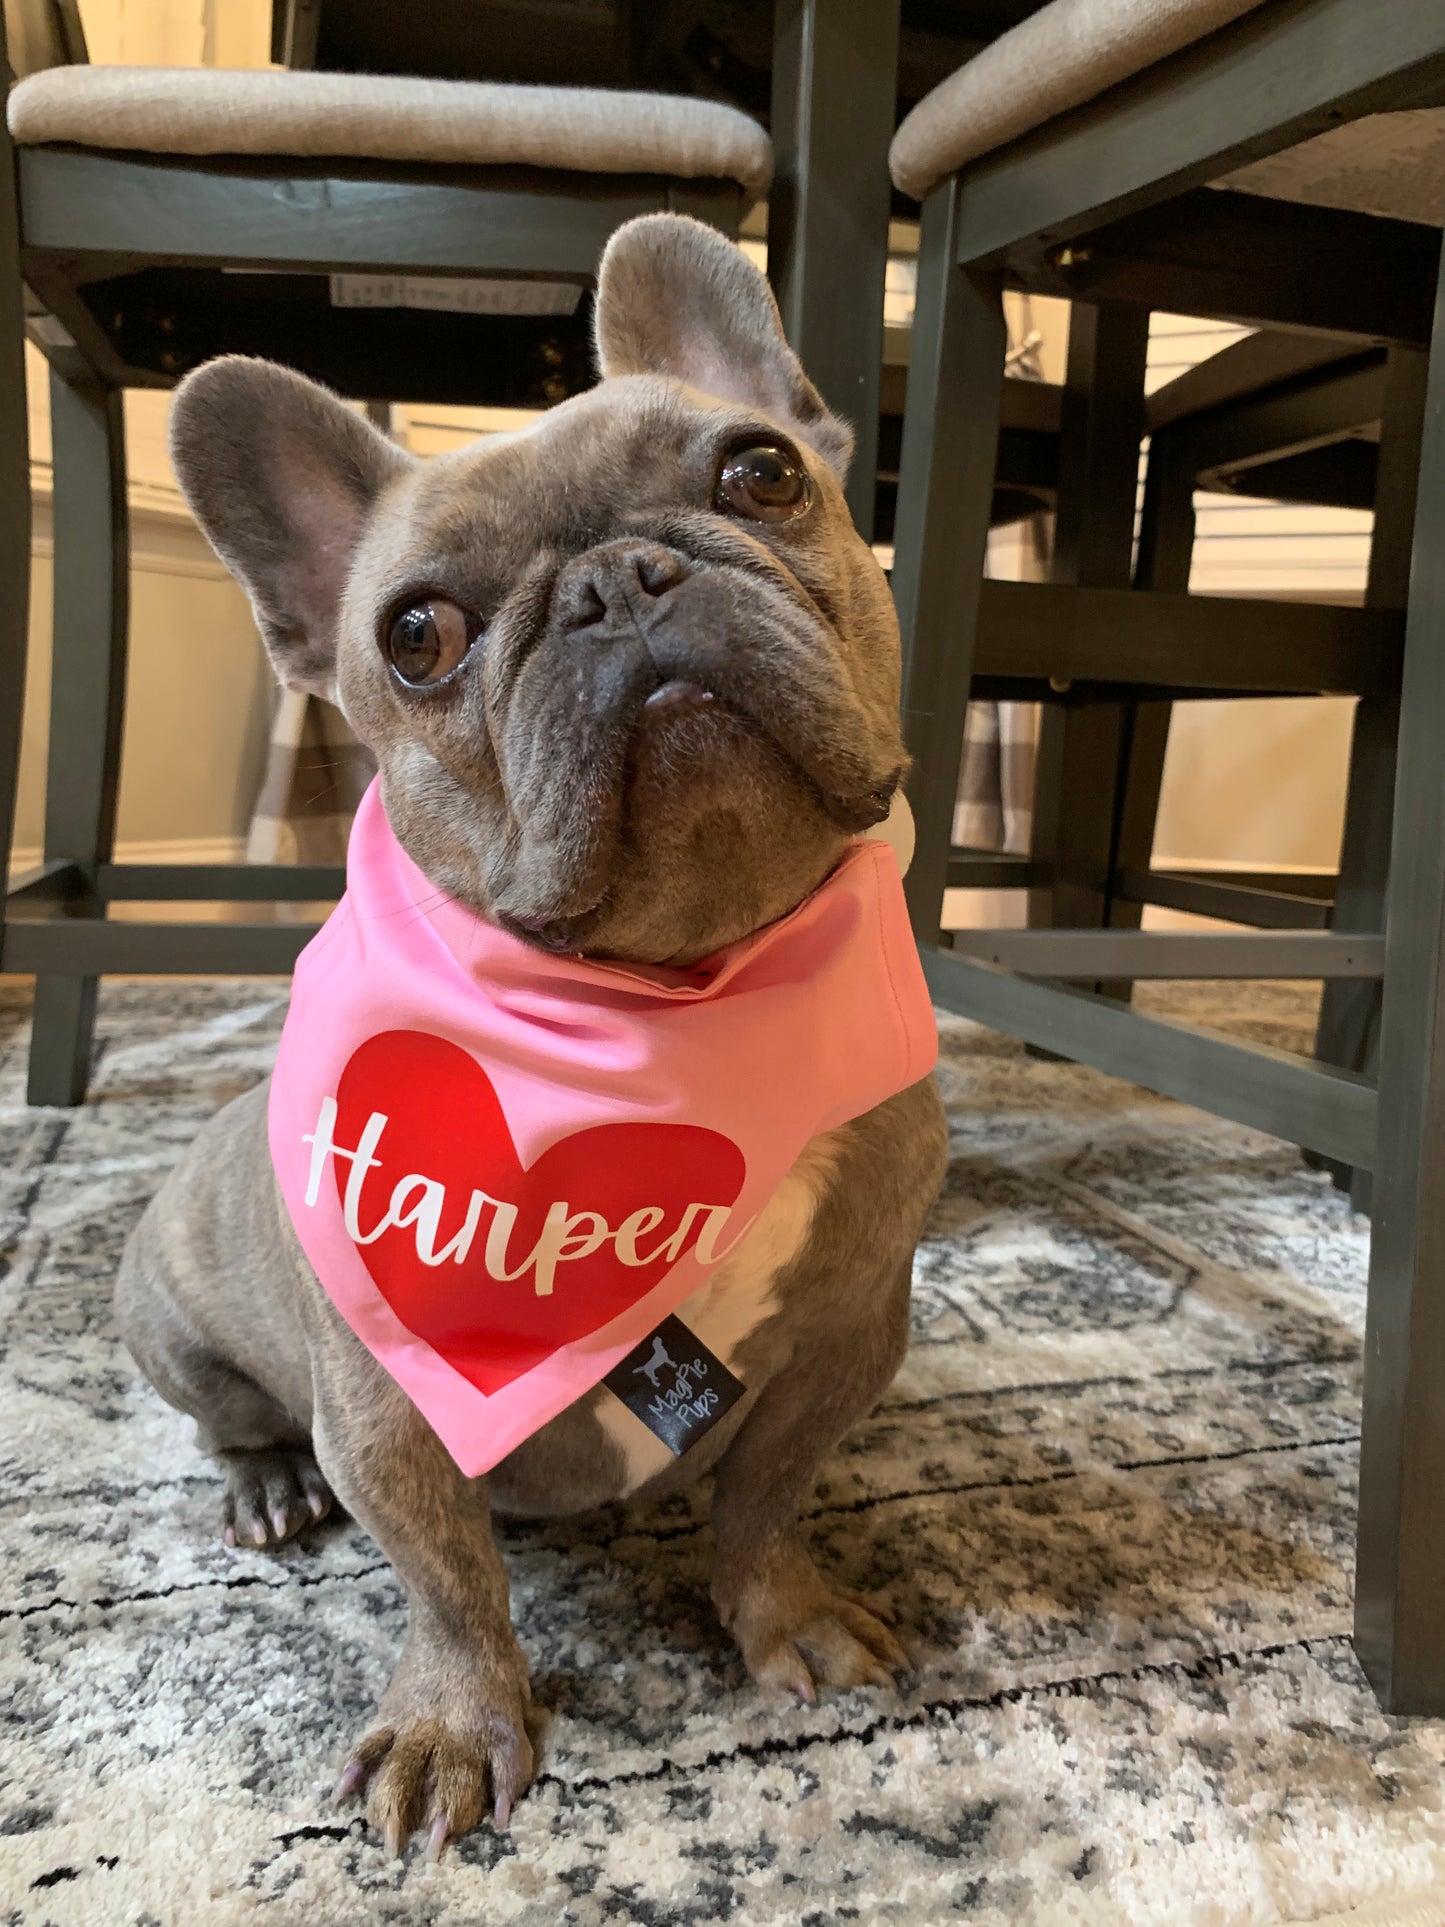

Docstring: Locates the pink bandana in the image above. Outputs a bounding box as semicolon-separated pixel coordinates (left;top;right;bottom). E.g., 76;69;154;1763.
269;781;937;1475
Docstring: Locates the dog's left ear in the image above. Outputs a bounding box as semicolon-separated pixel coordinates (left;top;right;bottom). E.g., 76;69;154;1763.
169;357;412;701
594;212;854;482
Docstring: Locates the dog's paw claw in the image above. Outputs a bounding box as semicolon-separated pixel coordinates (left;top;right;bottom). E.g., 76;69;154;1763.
752;1606;909;1697
343;1704;533;1858
832;1582;899;1628
727;1565;911;1700
219;1446;333;1551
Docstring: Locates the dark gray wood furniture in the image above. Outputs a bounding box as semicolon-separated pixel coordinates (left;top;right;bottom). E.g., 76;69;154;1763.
890;0;1445;1712
0;14;754;1105
1133;335;1415;1218
269;0;1051;541
939;327;1393;934
0;0;1057;1113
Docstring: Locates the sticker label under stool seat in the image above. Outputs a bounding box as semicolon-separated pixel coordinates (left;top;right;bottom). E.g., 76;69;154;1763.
603;1315;744;1455
328;274;583;315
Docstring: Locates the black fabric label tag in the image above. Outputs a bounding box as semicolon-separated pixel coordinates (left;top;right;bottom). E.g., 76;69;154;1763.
603;1315;745;1456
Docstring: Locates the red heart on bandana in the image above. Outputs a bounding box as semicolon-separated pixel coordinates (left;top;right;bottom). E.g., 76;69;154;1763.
334;1030;747;1396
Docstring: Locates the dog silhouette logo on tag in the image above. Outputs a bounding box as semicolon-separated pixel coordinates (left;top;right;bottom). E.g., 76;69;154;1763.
603;1314;745;1453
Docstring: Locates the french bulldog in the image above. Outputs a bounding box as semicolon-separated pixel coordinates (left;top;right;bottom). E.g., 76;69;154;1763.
116;212;947;1859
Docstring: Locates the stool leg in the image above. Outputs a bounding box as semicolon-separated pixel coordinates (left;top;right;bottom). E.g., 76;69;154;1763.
1028;703;1127;928
0;115;30;980
1106;701;1172;922
1100;438;1199;972
1027;303;1150;991
27;370;128;1107
890;179;1008;944
1314;344;1428;1209
1133;435;1198;598
1354;265;1445;1715
769;0;900;537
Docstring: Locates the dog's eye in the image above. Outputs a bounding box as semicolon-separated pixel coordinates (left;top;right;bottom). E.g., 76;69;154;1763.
384;598;478;687
715;443;810;522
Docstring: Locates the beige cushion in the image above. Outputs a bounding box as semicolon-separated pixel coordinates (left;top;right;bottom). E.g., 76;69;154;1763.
6;66;772;201
889;0;1269;201
1219;108;1445;227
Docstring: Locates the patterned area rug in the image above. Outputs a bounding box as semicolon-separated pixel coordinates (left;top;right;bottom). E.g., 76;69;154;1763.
3;978;1444;1927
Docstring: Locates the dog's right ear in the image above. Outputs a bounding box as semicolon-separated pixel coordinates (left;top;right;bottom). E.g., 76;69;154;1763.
168;357;412;699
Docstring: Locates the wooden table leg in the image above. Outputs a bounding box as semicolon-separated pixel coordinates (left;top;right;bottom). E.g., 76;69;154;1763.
0;99;30;975
1354;255;1445;1716
768;0;900;537
891;179;1008;943
1027;302;1150;995
1101;436;1197;994
26;369;128;1107
1315;345;1429;1211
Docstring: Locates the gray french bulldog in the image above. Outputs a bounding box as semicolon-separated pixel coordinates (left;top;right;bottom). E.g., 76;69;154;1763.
116;213;946;1859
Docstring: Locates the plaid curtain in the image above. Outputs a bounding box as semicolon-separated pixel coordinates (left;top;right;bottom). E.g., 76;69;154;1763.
246;401;390;868
953;696;1039;855
246;686;375;865
247;689;1040;867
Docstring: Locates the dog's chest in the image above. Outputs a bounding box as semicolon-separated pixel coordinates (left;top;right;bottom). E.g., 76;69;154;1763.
596;1134;838;1493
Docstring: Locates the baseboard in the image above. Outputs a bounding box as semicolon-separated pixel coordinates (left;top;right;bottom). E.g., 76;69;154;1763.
9;835;247;881
29;488;232;583
1151;857;1335;876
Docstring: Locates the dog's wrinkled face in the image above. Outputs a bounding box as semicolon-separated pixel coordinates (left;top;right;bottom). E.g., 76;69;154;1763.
170;215;906;966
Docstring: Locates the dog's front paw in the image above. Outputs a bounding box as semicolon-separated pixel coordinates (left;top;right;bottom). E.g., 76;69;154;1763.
337;1648;535;1858
219;1445;333;1549
719;1551;910;1703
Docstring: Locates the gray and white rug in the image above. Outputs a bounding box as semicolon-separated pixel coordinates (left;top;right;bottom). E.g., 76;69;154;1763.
2;976;1444;1927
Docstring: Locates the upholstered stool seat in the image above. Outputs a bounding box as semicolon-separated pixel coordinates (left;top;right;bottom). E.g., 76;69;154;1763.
1224;109;1445;229
889;0;1443;229
6;65;772;200
888;0;1271;201
0;26;774;1115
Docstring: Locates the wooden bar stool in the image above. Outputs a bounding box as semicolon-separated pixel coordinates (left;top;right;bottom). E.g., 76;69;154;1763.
886;0;1445;1712
1134;335;1419;1217
0;8;768;1106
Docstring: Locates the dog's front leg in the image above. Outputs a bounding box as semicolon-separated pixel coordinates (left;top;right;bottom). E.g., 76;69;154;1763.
310;1340;533;1857
708;1267;914;1702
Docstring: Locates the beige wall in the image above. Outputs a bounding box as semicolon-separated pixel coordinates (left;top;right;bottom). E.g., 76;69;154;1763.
15;335;276;869
13;504;272;864
1149;313;1365;876
1156;700;1354;874
77;0;273;69
9;0;278;872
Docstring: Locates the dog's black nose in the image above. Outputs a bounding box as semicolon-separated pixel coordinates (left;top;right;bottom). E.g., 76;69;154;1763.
557;542;690;633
